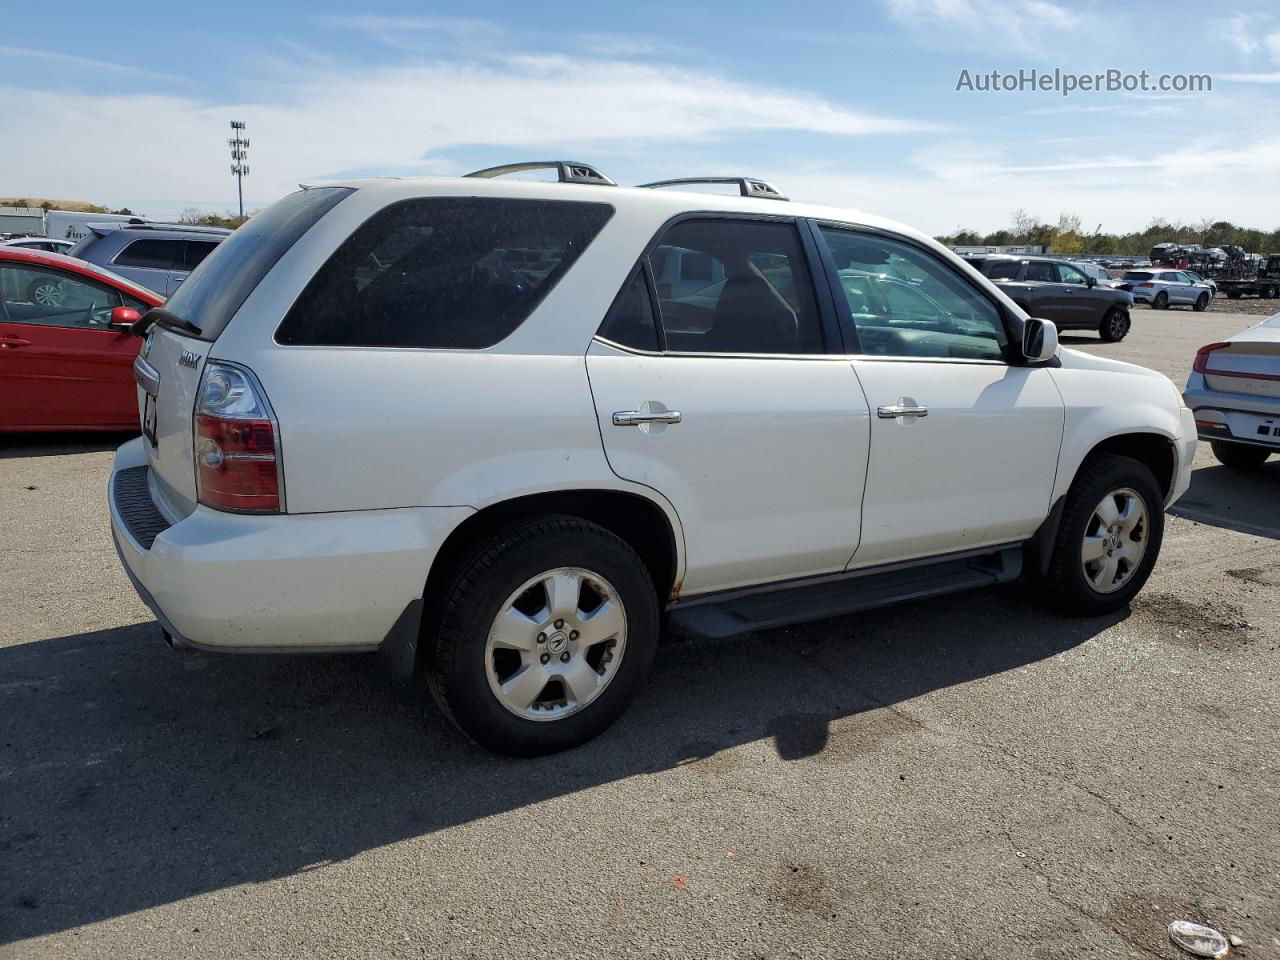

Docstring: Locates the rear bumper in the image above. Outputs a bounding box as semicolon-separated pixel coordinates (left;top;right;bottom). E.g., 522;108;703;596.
1183;380;1280;450
109;437;471;651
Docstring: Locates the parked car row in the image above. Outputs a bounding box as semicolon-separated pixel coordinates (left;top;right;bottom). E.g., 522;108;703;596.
0;220;228;431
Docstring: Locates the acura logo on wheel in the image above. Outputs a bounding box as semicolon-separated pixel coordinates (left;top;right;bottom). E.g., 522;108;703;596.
548;633;568;653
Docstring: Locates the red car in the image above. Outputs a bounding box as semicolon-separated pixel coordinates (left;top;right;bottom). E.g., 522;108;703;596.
0;248;162;431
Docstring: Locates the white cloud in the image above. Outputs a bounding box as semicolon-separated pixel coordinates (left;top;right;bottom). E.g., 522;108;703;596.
0;45;187;83
882;0;1080;53
777;137;1280;234
0;51;938;216
1223;72;1280;84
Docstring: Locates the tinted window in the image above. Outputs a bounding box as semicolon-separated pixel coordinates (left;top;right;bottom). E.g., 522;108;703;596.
597;267;659;352
163;187;351;342
1122;271;1153;281
649;219;821;355
0;264;143;329
1024;261;1055;282
181;240;220;271
986;261;1020;280
1058;263;1088;285
114;238;179;270
277;197;612;349
820;227;1007;361
1159;272;1180;282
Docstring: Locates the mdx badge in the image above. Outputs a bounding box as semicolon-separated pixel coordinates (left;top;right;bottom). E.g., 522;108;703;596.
179;350;202;369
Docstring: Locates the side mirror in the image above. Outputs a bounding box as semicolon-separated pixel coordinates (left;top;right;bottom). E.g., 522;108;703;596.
109;306;142;329
1086;276;1097;288
1023;317;1058;363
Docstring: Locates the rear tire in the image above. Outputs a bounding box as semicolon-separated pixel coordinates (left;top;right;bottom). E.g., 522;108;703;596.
1211;440;1271;470
1043;455;1164;616
1098;307;1130;342
1266;285;1279;300
1153;291;1169;310
1193;293;1209;312
426;515;659;756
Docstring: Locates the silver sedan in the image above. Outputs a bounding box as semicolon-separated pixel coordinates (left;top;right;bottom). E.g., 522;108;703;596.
1184;313;1280;468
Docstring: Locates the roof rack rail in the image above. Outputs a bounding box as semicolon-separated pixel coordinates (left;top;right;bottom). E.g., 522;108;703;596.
636;177;788;201
464;161;616;186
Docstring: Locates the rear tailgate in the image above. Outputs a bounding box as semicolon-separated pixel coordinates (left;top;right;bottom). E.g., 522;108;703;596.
136;327;206;518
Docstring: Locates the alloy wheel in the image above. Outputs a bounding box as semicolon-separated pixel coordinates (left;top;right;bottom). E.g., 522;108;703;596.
1080;487;1149;594
484;567;627;721
31;282;64;307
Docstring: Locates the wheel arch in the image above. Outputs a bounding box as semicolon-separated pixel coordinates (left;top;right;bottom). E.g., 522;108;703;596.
415;489;683;671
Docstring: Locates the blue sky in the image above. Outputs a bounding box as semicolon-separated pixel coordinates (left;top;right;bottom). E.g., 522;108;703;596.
2;0;1278;233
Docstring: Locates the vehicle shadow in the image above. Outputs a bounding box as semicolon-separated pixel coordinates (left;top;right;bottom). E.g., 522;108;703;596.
1057;335;1104;346
1171;459;1280;539
0;585;1125;943
0;431;135;460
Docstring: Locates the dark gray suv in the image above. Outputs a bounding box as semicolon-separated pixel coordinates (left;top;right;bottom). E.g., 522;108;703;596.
964;255;1135;342
68;223;231;297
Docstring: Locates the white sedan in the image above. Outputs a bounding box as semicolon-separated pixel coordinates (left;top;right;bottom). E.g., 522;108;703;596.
1184;313;1280;469
1117;269;1214;311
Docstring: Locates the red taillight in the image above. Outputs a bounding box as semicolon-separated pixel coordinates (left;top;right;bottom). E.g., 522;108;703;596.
195;415;281;512
1192;342;1231;374
193;361;283;514
1136;282;1153;288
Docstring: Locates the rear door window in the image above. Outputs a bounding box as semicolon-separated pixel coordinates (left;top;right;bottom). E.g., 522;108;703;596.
647;218;822;355
1024;261;1055;283
986;261;1021;280
180;240;220;271
114;238;180;270
276;197;613;349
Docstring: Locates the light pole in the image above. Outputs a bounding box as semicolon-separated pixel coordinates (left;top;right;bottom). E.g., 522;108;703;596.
228;121;249;219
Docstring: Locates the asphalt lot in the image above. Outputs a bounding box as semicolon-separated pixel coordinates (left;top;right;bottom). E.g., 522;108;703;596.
2;310;1278;959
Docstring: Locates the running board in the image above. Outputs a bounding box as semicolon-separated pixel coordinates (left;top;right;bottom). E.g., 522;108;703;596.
666;547;1023;641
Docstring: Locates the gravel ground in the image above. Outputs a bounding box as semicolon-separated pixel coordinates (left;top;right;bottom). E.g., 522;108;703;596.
1;313;1277;960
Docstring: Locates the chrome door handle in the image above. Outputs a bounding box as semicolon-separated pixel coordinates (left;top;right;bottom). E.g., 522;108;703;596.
877;404;928;419
613;410;682;426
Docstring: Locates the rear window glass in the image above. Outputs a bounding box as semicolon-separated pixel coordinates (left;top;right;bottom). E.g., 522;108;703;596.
275;197;613;349
1122;271;1153;281
163;187;353;342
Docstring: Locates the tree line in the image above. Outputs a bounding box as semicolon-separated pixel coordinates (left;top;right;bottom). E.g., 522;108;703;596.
935;210;1280;255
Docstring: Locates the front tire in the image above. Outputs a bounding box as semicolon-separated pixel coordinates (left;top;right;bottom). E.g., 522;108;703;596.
1194;293;1210;312
27;278;63;307
1153;291;1169;310
1211;440;1271;470
1044;455;1164;615
1098;307;1130;342
426;516;659;756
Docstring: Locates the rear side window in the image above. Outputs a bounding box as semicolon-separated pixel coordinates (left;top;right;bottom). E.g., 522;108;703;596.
276;197;613;349
163;187;353;342
986;261;1020;280
114;238;179;270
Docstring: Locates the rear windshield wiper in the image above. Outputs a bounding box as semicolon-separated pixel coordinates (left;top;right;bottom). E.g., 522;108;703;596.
132;307;202;338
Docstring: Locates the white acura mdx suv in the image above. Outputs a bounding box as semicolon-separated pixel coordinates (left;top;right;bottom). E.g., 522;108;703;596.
110;162;1197;755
